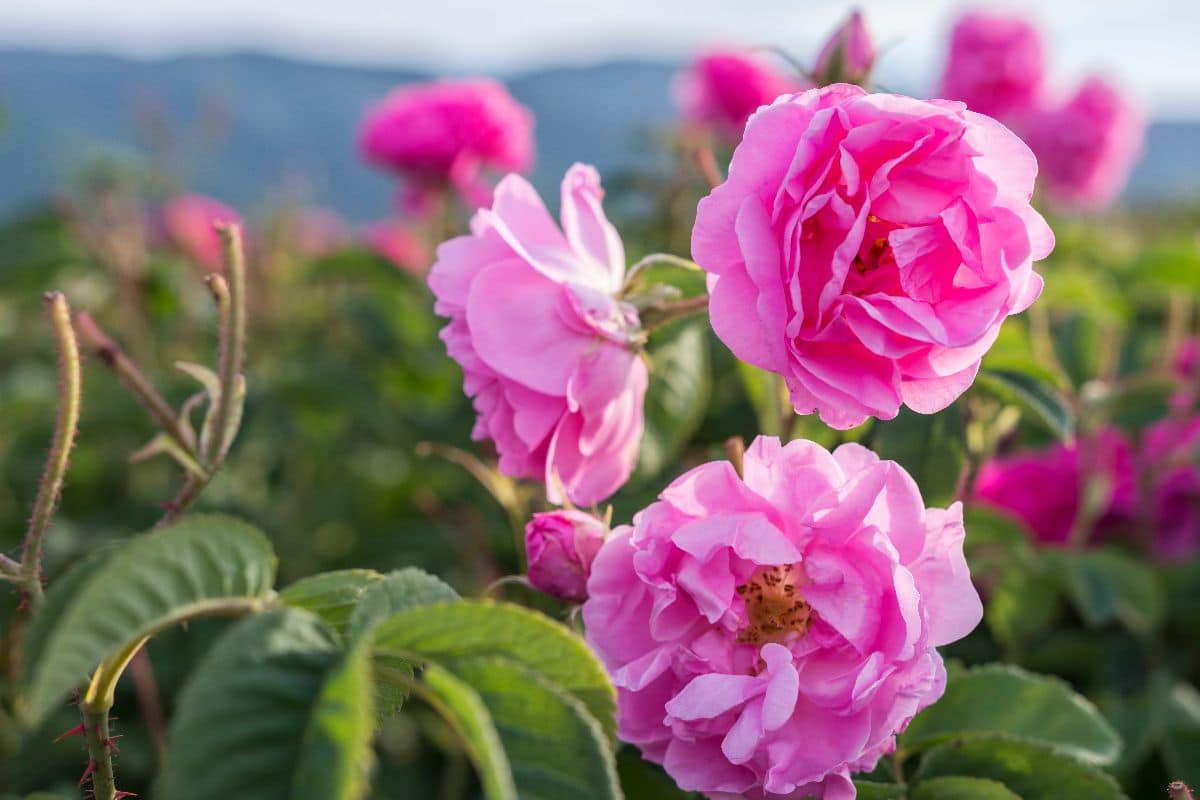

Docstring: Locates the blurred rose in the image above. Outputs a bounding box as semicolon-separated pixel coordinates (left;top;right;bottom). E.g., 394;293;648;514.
813;10;875;86
159;193;242;272
1024;77;1145;212
693;84;1052;429
1143;417;1200;560
673;50;802;140
358;78;534;208
291;208;349;258
938;11;1045;121
975;428;1136;545
364;220;430;275
525;509;607;602
428;164;646;505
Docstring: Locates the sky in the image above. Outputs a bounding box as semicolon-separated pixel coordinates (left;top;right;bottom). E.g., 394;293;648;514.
2;0;1198;116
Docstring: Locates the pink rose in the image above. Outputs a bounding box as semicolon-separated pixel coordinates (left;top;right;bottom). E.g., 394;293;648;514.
584;436;980;799
1024;77;1145;212
674;50;802;140
813;10;876;86
525;509;608;602
693;84;1052;429
159;194;242;272
363;220;430;275
291;208;349;258
358;78;535;208
1142;417;1200;559
938;11;1045;121
428;164;647;506
974;427;1136;545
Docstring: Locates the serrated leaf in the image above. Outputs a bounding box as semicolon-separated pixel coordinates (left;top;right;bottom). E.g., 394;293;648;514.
854;780;907;799
1047;549;1166;634
973;368;1074;440
1163;682;1200;788
347;567;459;638
159;608;374;800
910;776;1020;799
636;318;710;480
372;601;617;744
913;735;1125;799
20;514;276;725
280;569;384;641
452;656;621;800
422;665;518;800
872;405;966;506
900;664;1121;765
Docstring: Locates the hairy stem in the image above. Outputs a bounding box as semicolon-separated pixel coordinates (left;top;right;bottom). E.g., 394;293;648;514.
639;294;710;332
621;252;701;293
205;224;248;471
81;705;117;800
19;293;82;609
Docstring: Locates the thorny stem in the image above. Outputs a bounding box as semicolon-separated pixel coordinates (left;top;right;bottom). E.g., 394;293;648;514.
81;705;117;800
621;252;702;293
16;293;82;610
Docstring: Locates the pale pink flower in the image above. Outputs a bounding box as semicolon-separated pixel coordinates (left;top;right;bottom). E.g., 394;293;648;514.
363;220;430;275
428;164;646;506
692;84;1052;429
525;509;608;602
584;436;981;799
358;78;534;208
938;11;1045;121
813;10;876;86
674;50;802;140
159;194;242;272
1024;77;1145;212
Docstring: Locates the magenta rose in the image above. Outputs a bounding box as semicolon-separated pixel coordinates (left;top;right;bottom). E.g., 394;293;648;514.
159;194;242;272
674;50;802;140
525;509;608;602
938;11;1045;121
1142;417;1200;560
813;10;876;86
1024;77;1145;212
584;436;981;799
428;164;646;506
358;78;534;208
974;427;1136;545
692;84;1052;429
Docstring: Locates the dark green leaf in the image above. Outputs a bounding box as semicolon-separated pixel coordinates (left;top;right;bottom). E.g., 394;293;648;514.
347;567;459;638
854;780;907;799
973;368;1074;440
1047;549;1166;634
421;665;517;800
910;776;1020;799
872;405;966;506
636;318;710;480
280;569;384;640
617;745;699;799
1163;682;1200;788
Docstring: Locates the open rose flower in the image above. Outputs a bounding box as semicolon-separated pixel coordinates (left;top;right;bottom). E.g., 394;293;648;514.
1024;77;1145;212
1142;417;1200;560
674;50;802;140
693;84;1052;429
358;78;534;209
428;164;646;506
974;427;1136;545
813;10;875;87
938;11;1045;121
159;193;242;272
584;436;981;799
525;509;608;602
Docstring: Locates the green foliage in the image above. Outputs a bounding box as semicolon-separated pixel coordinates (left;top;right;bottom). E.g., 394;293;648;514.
636;318;711;479
279;569;384;640
909;776;1021;799
346;567;460;637
973;367;1074;440
19;514;276;725
872;405;966;506
854;781;908;799
1163;682;1200;788
1045;549;1167;634
421;665;519;800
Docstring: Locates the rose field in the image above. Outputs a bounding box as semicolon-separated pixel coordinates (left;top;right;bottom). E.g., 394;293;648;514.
1;5;1199;800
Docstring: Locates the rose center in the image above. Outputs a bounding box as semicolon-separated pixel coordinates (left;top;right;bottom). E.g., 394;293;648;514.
844;215;903;297
736;564;814;645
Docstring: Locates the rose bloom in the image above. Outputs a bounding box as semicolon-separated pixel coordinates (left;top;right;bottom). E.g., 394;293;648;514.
358;78;534;208
812;10;876;86
363;220;430;275
428;163;646;506
974;428;1136;545
291;208;349;258
159;194;242;272
1142;417;1200;560
1024;77;1145;212
584;436;981;799
674;50;802;140
525;509;608;602
693;84;1052;429
937;11;1045;121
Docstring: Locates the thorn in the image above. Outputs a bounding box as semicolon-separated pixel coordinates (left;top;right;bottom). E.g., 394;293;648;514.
103;734;123;753
115;792;138;799
78;758;96;787
54;723;87;743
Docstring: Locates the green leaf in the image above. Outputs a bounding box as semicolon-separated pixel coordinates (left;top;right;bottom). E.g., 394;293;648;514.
854;780;907;799
347;567;459;638
1047;549;1166;634
20;514;277;725
913;735;1125;799
422;665;518;800
451;656;621;800
372;600;617;743
160;608;375;800
899;664;1122;765
973;368;1074;440
872;405;966;506
617;746;699;799
1163;682;1200;788
280;569;384;640
1097;672;1173;780
984;566;1062;649
910;776;1020;799
636;318;711;480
